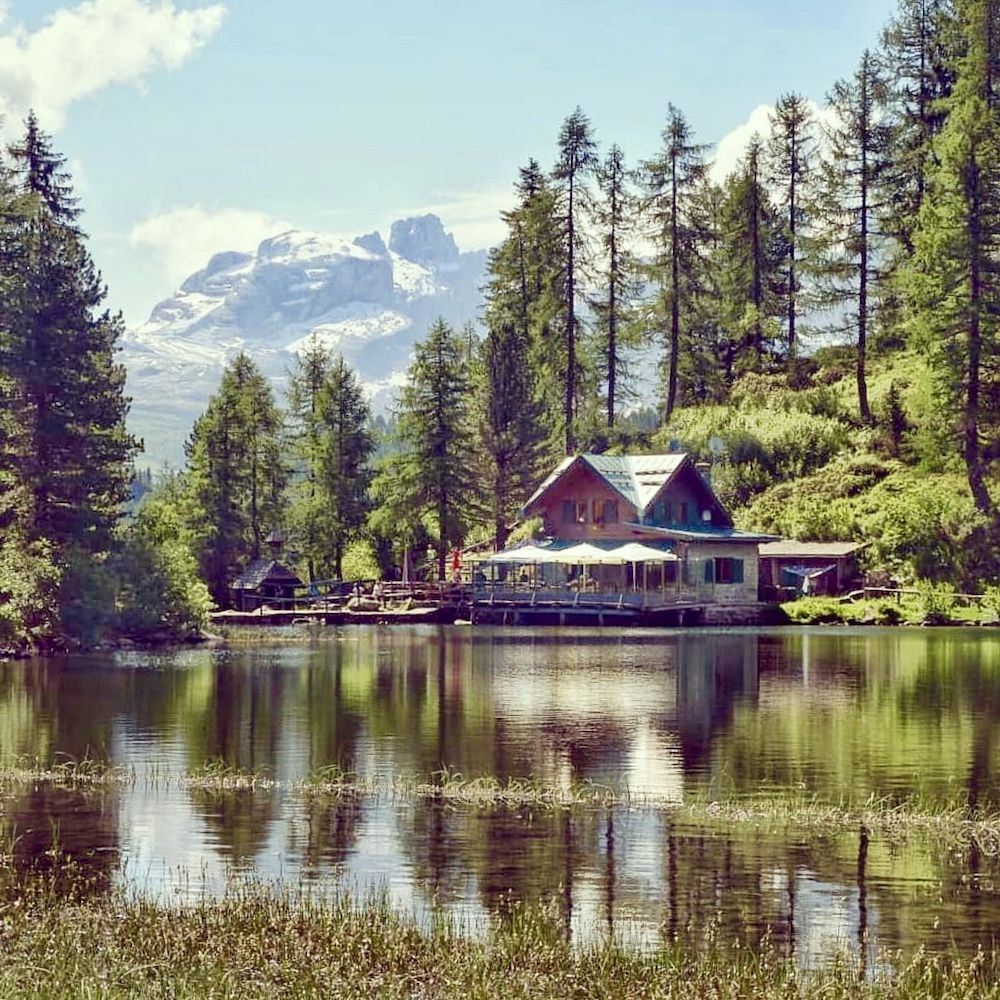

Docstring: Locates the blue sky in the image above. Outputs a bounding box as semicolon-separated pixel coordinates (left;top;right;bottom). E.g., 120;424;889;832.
3;0;896;325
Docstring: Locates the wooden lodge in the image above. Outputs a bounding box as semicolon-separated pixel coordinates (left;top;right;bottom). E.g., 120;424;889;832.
472;453;779;626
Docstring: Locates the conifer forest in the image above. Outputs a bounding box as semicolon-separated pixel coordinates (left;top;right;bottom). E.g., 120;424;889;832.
1;0;999;648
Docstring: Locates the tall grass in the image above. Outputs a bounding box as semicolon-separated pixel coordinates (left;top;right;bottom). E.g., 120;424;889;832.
0;876;999;998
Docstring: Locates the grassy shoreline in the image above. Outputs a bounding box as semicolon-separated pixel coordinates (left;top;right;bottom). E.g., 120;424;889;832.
0;881;998;998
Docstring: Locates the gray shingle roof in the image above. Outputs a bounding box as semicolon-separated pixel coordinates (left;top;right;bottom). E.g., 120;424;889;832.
522;453;688;516
231;558;303;591
758;541;866;558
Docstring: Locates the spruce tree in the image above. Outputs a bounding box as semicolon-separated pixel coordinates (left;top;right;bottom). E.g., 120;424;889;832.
484;160;563;452
381;319;475;579
717;135;787;374
641;105;709;422
287;338;334;583
4;113;137;555
553;107;598;454
903;0;1000;514
185;353;286;603
814;51;893;424
314;356;373;579
473;321;542;550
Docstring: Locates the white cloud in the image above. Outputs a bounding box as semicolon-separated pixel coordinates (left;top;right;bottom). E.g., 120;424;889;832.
0;0;225;129
395;187;513;252
709;99;836;185
130;205;291;285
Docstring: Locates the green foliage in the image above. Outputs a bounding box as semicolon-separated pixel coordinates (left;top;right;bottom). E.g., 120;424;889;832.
184;353;287;604
473;321;543;549
982;586;1000;621
371;319;476;578
116;483;214;635
286;343;373;580
0;537;60;649
340;539;381;582
653;395;853;509
914;580;958;623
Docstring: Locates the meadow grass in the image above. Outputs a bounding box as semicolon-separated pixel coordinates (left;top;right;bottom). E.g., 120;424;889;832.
0;876;998;998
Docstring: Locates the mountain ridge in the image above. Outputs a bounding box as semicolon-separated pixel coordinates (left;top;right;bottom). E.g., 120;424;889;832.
123;214;487;468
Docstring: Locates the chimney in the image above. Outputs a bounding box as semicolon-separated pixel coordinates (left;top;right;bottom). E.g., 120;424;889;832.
265;528;285;559
695;461;712;487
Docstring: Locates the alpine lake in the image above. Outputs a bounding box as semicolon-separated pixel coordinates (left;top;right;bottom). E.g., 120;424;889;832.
3;624;1000;971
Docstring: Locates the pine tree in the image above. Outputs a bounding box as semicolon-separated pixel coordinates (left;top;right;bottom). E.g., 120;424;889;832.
377;319;475;579
185;353;286;603
767;93;817;353
592;144;641;428
3;113;137;556
314;356;373;579
287;338;334;583
641;105;710;422
473;321;542;550
484;160;563;451
904;0;1000;513
814;52;893;424
553;107;598;454
717;135;787;374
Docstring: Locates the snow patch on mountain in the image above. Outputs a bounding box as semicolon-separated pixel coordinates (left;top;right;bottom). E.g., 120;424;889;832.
122;214;487;468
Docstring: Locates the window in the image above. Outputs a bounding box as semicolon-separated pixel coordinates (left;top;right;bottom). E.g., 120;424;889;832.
679;502;689;524
562;500;574;524
653;501;666;524
714;558;745;584
595;499;618;525
574;500;588;523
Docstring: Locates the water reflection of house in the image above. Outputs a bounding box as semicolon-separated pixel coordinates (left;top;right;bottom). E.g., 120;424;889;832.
758;541;866;598
478;454;776;623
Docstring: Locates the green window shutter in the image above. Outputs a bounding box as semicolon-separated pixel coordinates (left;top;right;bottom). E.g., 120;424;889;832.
733;559;744;584
704;560;714;584
562;501;573;524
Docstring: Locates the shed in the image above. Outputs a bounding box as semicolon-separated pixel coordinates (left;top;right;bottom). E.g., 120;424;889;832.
230;558;303;611
757;541;867;597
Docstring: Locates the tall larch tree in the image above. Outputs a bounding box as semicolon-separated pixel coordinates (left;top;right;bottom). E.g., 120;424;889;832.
767;93;817;354
904;0;1000;514
552;107;598;454
814;51;893;424
881;0;961;254
642;104;709;422
592;143;640;428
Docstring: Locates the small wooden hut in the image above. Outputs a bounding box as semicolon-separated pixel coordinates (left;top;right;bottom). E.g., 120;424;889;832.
229;530;303;611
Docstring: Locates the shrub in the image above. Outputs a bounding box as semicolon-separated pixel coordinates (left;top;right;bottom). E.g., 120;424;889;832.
913;580;957;624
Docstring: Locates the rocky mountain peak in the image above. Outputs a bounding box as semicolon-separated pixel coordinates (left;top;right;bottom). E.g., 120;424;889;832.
388;214;459;267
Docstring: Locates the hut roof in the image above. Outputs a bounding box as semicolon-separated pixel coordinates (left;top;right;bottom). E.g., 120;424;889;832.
231;558;303;591
758;541;866;559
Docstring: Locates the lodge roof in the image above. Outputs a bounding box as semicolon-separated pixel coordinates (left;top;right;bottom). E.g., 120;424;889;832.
231;558;303;592
625;522;779;544
758;541;867;558
522;453;690;517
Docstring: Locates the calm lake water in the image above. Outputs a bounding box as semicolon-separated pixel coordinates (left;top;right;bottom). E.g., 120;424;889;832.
2;625;1000;965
